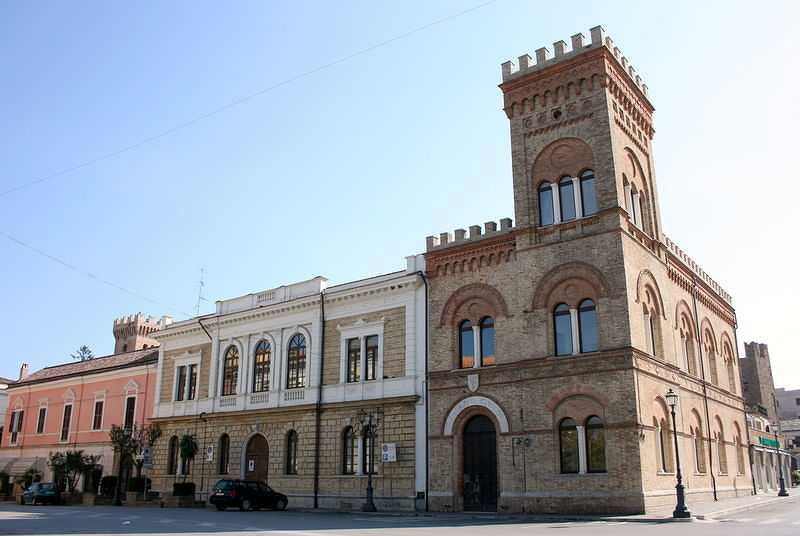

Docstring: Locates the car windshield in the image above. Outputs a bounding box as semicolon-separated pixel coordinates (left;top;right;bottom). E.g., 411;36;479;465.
214;480;235;491
39;484;56;491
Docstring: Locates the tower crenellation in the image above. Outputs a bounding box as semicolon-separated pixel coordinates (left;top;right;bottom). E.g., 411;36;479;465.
501;25;648;97
426;218;513;251
113;312;172;353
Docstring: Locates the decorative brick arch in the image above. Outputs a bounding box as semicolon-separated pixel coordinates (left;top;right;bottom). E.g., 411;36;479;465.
443;395;510;436
635;270;666;319
674;299;697;338
531;261;609;310
700;318;717;351
720;332;735;359
439;283;509;327
532;137;594;187
544;385;609;413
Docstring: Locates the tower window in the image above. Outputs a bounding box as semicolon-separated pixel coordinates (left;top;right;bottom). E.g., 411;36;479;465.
459;320;475;368
554;303;573;356
538;183;555;226
559;177;576;221
580;170;598;216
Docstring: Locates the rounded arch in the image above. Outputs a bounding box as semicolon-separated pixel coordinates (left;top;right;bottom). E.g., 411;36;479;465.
443;395;510;436
440;283;509;327
240;431;269;480
532;261;609;310
635;270;666;319
550;393;606;424
700;318;717;350
286;325;313;351
720;332;735;359
674;300;697;338
532;137;594;187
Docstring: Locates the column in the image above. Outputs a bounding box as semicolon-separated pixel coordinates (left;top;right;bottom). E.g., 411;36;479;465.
571;176;583;218
569;308;580;355
552;183;562;224
577;425;588;474
472;326;481;368
360;336;367;382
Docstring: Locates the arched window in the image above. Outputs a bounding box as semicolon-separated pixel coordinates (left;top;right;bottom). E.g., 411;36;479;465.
459;320;474;368
559;176;576;221
579;170;598;216
693;426;706;473
285;430;298;475
716;429;728;475
554;303;573;356
342;427;356;475
585;416;606;473
480;316;495;366
704;331;719;386
735;433;745;475
286;334;307;389
252;340;271;393
362;425;376;475
167;435;179;475
679;316;698;376
724;343;737;393
559;418;579;474
629;185;639;226
578;299;598;353
655;418;671;473
218;434;230;474
538;182;555;226
221;345;239;396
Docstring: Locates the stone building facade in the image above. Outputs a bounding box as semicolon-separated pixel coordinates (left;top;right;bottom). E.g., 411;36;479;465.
423;26;751;514
148;260;427;511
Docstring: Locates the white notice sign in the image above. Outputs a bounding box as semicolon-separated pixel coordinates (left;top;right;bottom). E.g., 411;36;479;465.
248;459;255;472
381;443;397;463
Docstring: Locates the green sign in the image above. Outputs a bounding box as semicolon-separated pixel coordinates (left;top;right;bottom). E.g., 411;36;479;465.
759;437;780;448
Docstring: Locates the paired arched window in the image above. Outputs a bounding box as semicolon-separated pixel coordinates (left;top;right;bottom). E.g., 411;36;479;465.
221;345;239;396
554;304;573;356
692;425;706;473
716;428;728;475
554;300;598;356
559;418;579;474
458;317;496;368
585;415;606;473
537;170;598;227
723;343;737;394
285;430;298;475
167;435;179;475
704;330;719;386
342;427;356;475
655;417;672;473
218;434;230;474
252;340;271;393
286;334;307;389
362;425;376;475
642;288;661;358
735;433;745;475
679;315;697;376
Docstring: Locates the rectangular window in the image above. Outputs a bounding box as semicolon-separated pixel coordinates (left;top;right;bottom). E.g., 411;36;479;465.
175;366;187;401
60;405;72;442
92;400;104;430
10;410;23;444
365;336;378;381
795;398;800;406
346;338;360;383
36;407;47;434
124;396;136;430
187;364;197;400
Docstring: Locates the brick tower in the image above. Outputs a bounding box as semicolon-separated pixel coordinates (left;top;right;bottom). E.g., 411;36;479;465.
113;313;171;354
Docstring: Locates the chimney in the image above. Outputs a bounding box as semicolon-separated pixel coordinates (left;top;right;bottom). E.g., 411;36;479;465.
19;363;29;381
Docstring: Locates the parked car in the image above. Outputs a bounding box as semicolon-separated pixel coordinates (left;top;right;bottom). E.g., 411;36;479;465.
22;483;61;505
209;479;287;511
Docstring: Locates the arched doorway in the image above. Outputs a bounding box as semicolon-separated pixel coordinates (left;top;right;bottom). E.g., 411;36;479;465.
243;434;269;483
462;415;497;512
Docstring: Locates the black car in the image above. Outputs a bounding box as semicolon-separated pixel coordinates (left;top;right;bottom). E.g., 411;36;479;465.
209;479;287;511
22;483;61;505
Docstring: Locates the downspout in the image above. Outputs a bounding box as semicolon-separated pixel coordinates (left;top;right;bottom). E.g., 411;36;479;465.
417;270;430;512
313;291;326;509
732;314;757;495
691;278;717;501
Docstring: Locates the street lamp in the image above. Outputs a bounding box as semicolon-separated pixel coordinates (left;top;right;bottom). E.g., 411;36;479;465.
665;389;691;519
772;423;789;497
358;408;381;512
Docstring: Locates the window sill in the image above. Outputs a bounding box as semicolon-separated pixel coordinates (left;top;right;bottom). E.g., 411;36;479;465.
557;472;608;477
657;471;676;476
452;365;496;373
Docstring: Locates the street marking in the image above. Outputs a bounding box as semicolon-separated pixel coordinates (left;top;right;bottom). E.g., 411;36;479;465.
759;518;783;524
198;522;216;527
736;518;754;523
158;518;176;523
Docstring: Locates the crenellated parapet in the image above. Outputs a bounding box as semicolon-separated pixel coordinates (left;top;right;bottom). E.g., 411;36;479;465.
426;218;513;251
663;235;732;306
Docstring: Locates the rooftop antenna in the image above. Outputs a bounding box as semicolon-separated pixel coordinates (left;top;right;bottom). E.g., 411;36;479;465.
195;267;207;316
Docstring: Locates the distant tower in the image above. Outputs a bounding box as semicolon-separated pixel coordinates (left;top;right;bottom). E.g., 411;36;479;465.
740;341;778;421
113;313;173;354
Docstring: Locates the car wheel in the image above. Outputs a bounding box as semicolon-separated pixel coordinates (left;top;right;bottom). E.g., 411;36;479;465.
275;498;287;511
31;498;37;506
240;498;252;512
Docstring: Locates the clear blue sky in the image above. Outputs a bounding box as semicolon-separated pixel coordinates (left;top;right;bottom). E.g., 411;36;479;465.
2;1;799;387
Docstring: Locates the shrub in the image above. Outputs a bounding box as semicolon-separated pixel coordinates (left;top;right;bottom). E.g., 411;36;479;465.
172;482;195;497
792;470;800;486
127;477;151;493
99;476;118;497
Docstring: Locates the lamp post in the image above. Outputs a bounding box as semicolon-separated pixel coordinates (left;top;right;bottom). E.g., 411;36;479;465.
358;408;380;512
773;423;789;497
665;389;691;519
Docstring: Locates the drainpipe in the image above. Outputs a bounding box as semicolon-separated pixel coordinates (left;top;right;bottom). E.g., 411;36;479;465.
732;312;757;495
313;291;326;509
691;278;717;501
418;271;430;513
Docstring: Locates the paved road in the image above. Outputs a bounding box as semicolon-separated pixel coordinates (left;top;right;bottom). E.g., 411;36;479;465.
1;497;799;535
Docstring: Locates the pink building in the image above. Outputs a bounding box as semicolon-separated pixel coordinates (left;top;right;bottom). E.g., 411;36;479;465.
0;314;168;484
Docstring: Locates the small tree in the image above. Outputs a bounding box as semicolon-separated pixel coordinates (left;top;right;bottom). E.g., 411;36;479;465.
178;434;198;482
71;345;94;361
109;423;162;504
48;450;98;493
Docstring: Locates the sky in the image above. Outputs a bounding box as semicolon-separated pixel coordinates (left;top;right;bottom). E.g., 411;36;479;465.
1;1;799;387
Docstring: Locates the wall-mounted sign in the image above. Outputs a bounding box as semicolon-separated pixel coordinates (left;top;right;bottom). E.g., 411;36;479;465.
759;437;780;449
248;459;255;472
206;445;214;462
381;443;397;463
